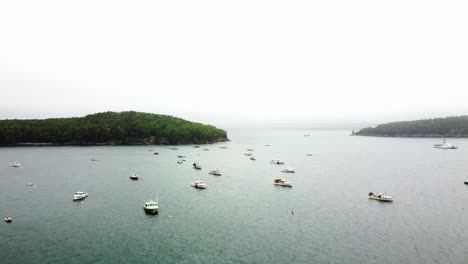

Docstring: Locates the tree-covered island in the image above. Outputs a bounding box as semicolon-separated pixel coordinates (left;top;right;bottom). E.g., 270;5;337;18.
353;116;468;137
0;111;229;145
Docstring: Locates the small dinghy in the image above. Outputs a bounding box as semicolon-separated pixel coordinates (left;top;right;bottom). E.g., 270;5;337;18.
271;159;285;165
129;173;139;181
193;163;202;170
273;178;292;187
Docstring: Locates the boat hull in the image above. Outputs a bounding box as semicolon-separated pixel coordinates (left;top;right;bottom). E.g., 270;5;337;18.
368;196;393;202
73;195;88;201
274;183;292;187
144;208;158;214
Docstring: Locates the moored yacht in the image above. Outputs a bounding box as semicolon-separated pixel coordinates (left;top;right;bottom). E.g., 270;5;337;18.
433;139;458;149
209;169;222;176
281;168;295;173
143;199;159;214
273;178;292;187
9;162;21;168
73;191;88;201
250;156;256;161
191;180;207;189
368;192;393;202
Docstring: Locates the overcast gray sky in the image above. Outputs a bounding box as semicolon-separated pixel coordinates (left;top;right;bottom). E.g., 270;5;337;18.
1;0;467;125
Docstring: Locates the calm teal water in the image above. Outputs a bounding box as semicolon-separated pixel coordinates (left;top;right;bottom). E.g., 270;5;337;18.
1;127;467;263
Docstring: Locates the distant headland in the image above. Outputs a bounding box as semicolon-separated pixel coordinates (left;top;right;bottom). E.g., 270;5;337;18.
0;111;229;146
353;116;468;137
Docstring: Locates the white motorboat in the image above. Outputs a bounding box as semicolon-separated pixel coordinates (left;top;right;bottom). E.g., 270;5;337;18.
368;192;393;202
281;168;295;173
271;159;285;165
27;182;35;187
209;169;222;176
433;139;458;149
193;163;202;170
9;162;21;168
143;199;159;214
73;191;88;201
191;180;207;189
129;173;139;180
273;178;292;187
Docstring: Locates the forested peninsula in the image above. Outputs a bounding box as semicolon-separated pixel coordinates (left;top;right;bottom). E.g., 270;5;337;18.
0;111;228;145
354;116;468;137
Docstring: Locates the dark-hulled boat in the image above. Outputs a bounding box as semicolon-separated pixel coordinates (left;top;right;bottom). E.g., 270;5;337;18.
129;173;139;181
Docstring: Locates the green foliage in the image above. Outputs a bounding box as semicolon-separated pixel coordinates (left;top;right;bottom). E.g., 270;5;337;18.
355;116;468;137
0;111;228;145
